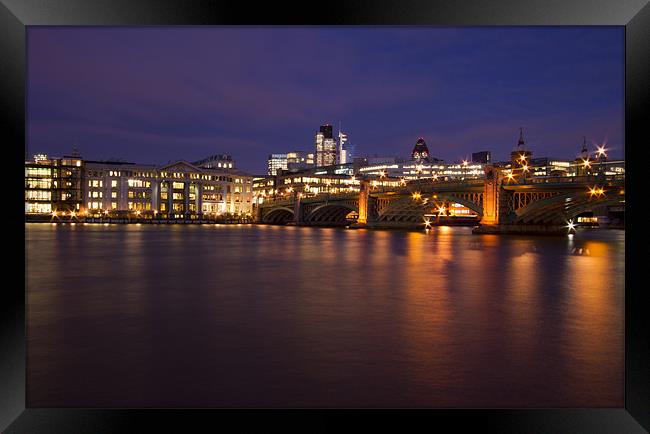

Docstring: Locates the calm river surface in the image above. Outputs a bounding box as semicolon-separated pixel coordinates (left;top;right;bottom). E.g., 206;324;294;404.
26;223;624;407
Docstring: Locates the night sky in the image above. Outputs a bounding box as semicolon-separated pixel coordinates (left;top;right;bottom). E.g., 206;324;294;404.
27;27;624;175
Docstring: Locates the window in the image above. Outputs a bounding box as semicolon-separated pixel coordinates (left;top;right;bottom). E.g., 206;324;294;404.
111;191;117;198
25;203;51;213
111;202;117;209
25;190;51;200
172;182;184;189
111;180;117;188
128;179;151;188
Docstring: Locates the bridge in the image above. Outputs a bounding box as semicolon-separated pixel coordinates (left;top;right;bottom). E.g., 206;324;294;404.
256;166;624;234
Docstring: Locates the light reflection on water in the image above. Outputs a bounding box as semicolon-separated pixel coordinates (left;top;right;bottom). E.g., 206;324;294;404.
26;223;623;407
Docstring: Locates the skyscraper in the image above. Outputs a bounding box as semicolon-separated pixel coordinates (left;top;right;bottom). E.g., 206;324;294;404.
315;124;337;167
411;137;431;162
337;126;355;164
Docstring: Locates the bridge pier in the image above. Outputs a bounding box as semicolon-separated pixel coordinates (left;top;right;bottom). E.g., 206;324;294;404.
480;165;503;225
293;193;304;225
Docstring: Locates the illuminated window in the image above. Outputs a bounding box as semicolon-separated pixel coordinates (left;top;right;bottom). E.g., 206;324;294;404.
111;202;117;209
111;180;117;188
172;182;184;190
25;202;52;213
25;190;51;200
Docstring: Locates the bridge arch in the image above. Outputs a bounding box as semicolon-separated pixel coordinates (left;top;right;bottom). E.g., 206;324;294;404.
261;207;294;224
303;203;358;225
376;193;482;223
514;191;624;225
437;193;483;216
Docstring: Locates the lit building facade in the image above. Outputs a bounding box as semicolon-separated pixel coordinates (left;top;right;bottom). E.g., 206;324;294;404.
286;151;315;171
315;124;337;167
26;153;254;219
337;130;355;164
267;154;288;175
25;153;84;215
359;161;485;181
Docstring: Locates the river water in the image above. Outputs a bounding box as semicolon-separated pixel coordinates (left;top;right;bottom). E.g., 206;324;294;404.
26;223;624;407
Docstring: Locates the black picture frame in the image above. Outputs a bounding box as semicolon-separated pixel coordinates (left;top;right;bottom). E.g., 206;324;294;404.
3;0;649;432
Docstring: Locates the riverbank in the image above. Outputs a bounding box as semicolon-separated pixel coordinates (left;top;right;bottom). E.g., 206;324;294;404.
26;216;253;225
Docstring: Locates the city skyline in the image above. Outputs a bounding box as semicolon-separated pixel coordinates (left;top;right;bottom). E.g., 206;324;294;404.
28;27;624;174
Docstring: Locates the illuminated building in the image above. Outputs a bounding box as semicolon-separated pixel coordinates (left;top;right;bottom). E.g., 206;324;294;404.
267;154;288;175
337;128;355;164
411;137;433;163
359;161;485;180
286;151;315;171
315;124;337;167
26;153;253;219
25;152;84;215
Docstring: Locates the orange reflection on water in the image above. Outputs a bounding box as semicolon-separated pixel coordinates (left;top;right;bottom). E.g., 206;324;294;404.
563;240;623;406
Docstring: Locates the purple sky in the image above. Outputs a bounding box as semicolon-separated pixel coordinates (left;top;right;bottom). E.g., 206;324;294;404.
27;27;624;174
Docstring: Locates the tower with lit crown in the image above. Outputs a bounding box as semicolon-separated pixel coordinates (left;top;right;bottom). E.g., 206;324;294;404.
411;137;430;163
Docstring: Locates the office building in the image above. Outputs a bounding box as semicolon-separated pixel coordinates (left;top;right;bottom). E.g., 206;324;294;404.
267;154;288;175
25;153;84;214
315;124;338;167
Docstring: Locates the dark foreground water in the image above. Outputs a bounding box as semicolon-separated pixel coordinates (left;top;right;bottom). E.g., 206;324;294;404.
26;223;624;407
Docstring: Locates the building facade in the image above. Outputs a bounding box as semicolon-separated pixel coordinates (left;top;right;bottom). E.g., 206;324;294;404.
315;124;337;167
472;151;491;164
267;154;288;175
25;153;84;214
26;153;254;219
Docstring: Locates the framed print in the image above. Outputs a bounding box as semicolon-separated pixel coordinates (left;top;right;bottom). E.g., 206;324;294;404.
3;0;649;432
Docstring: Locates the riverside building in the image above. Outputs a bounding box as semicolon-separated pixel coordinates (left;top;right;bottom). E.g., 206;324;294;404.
25;153;84;214
25;152;254;219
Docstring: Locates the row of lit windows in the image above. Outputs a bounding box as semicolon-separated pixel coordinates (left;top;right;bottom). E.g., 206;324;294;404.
25;179;53;189
26;203;52;213
26;167;52;177
25;190;51;200
128;179;151;188
128;202;152;211
128;191;150;199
